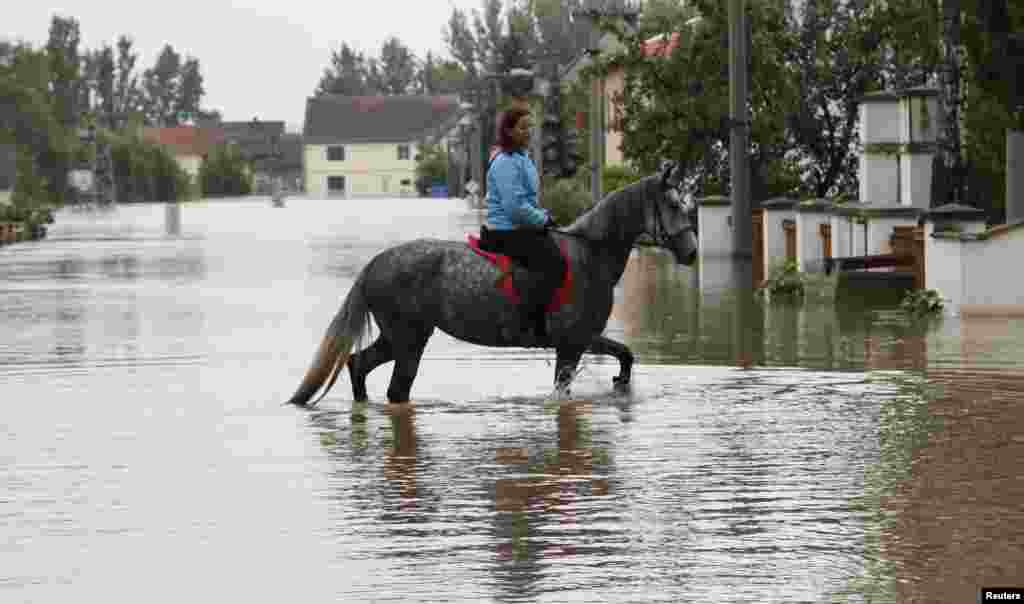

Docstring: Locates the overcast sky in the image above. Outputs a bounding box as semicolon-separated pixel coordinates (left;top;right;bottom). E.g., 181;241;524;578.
6;1;484;132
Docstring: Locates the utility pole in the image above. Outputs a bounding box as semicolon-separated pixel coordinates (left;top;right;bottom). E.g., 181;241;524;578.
573;1;640;205
729;0;752;258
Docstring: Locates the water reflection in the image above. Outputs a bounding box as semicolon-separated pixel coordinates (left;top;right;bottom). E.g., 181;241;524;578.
4;198;1024;602
164;202;181;237
615;249;938;371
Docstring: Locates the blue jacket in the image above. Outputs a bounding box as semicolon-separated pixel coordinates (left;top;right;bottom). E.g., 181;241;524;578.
485;150;549;230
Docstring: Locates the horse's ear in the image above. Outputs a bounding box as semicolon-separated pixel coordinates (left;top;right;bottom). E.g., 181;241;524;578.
658;160;676;188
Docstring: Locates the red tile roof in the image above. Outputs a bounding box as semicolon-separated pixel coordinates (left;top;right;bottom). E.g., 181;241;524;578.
142;127;225;157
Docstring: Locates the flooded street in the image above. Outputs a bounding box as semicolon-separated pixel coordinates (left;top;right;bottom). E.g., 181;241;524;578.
2;197;1022;603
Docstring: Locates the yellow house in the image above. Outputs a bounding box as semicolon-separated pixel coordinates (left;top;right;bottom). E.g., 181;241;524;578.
303;95;462;198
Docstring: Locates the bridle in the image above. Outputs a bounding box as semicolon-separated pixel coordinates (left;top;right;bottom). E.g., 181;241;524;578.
649;178;696;249
551;172;695;250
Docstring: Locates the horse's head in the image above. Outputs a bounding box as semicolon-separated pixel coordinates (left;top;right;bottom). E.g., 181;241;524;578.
650;161;698;266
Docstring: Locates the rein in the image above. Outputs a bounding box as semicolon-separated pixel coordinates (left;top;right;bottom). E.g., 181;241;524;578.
549;184;694;251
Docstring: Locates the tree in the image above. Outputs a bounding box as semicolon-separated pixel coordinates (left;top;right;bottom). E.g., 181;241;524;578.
93;45;116;127
784;0;890;198
141;44;181;126
417;53;466;94
176;57;204;121
414;139;448;196
316;42;372;96
607;0;801;199
0;41;73;213
378;37;418;95
200;143;252;197
113;35;142;126
42;15;84;205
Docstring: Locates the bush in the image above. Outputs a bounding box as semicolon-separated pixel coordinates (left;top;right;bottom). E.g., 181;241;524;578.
414;140;447;197
542;177;592;226
105;129;192;202
602;164;642;195
200;143;252;197
756;259;806;303
901;288;944;318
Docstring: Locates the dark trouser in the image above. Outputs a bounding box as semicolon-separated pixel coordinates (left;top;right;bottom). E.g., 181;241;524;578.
480;226;566;335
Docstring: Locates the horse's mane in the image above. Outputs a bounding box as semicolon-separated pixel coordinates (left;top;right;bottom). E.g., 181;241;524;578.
564;175;659;243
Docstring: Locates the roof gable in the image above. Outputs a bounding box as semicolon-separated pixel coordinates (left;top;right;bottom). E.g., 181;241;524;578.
218;120;285;160
303;95;461;144
142;127;225;157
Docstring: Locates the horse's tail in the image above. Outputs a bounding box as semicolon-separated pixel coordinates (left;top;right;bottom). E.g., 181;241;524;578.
285;267;372;407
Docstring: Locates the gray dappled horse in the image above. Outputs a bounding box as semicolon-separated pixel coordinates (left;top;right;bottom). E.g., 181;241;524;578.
285;161;697;406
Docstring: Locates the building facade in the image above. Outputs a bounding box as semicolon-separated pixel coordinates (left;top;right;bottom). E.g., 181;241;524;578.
303;95;461;198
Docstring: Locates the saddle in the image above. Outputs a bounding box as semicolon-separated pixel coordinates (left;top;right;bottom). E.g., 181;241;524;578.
466;234;574;311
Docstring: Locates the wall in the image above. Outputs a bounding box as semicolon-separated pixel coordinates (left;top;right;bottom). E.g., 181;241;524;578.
796;209;831;272
604;68;626;166
900;153;932;209
175;155;202;182
860;154;900;204
830;214;869;258
899;95;939;146
961;227;1024;313
304;142;418;198
697;202;732;258
925;232;966;312
860;100;901;146
763;208;792;269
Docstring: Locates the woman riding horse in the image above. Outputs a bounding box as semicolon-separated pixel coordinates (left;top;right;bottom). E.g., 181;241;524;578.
480;108;565;341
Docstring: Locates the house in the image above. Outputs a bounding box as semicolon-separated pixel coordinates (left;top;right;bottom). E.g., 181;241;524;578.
562;29;686;167
218;119;286;193
303;94;462;198
277;133;304;192
141;126;225;186
0;143;15;207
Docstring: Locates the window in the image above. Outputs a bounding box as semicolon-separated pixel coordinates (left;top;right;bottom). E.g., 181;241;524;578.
327;175;346;194
397;144;410;161
327;146;345;161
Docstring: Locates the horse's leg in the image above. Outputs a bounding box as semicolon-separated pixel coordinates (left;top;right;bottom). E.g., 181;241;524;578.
586;335;634;388
553;346;585;397
347;336;395;402
386;326;434;404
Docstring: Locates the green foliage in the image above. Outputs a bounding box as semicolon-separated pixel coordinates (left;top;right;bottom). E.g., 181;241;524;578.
541;176;591;226
756;259;806;302
900;288;944;318
200;144;252;197
602;164;641;194
104;129;190;202
413;140;448;196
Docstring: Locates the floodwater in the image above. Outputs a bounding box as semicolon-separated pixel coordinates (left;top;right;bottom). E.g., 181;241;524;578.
1;197;1022;603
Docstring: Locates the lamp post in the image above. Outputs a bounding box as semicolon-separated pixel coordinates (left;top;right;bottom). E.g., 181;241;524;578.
729;0;752;258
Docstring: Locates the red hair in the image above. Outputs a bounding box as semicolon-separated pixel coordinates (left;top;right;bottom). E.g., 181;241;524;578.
495;108;531;151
